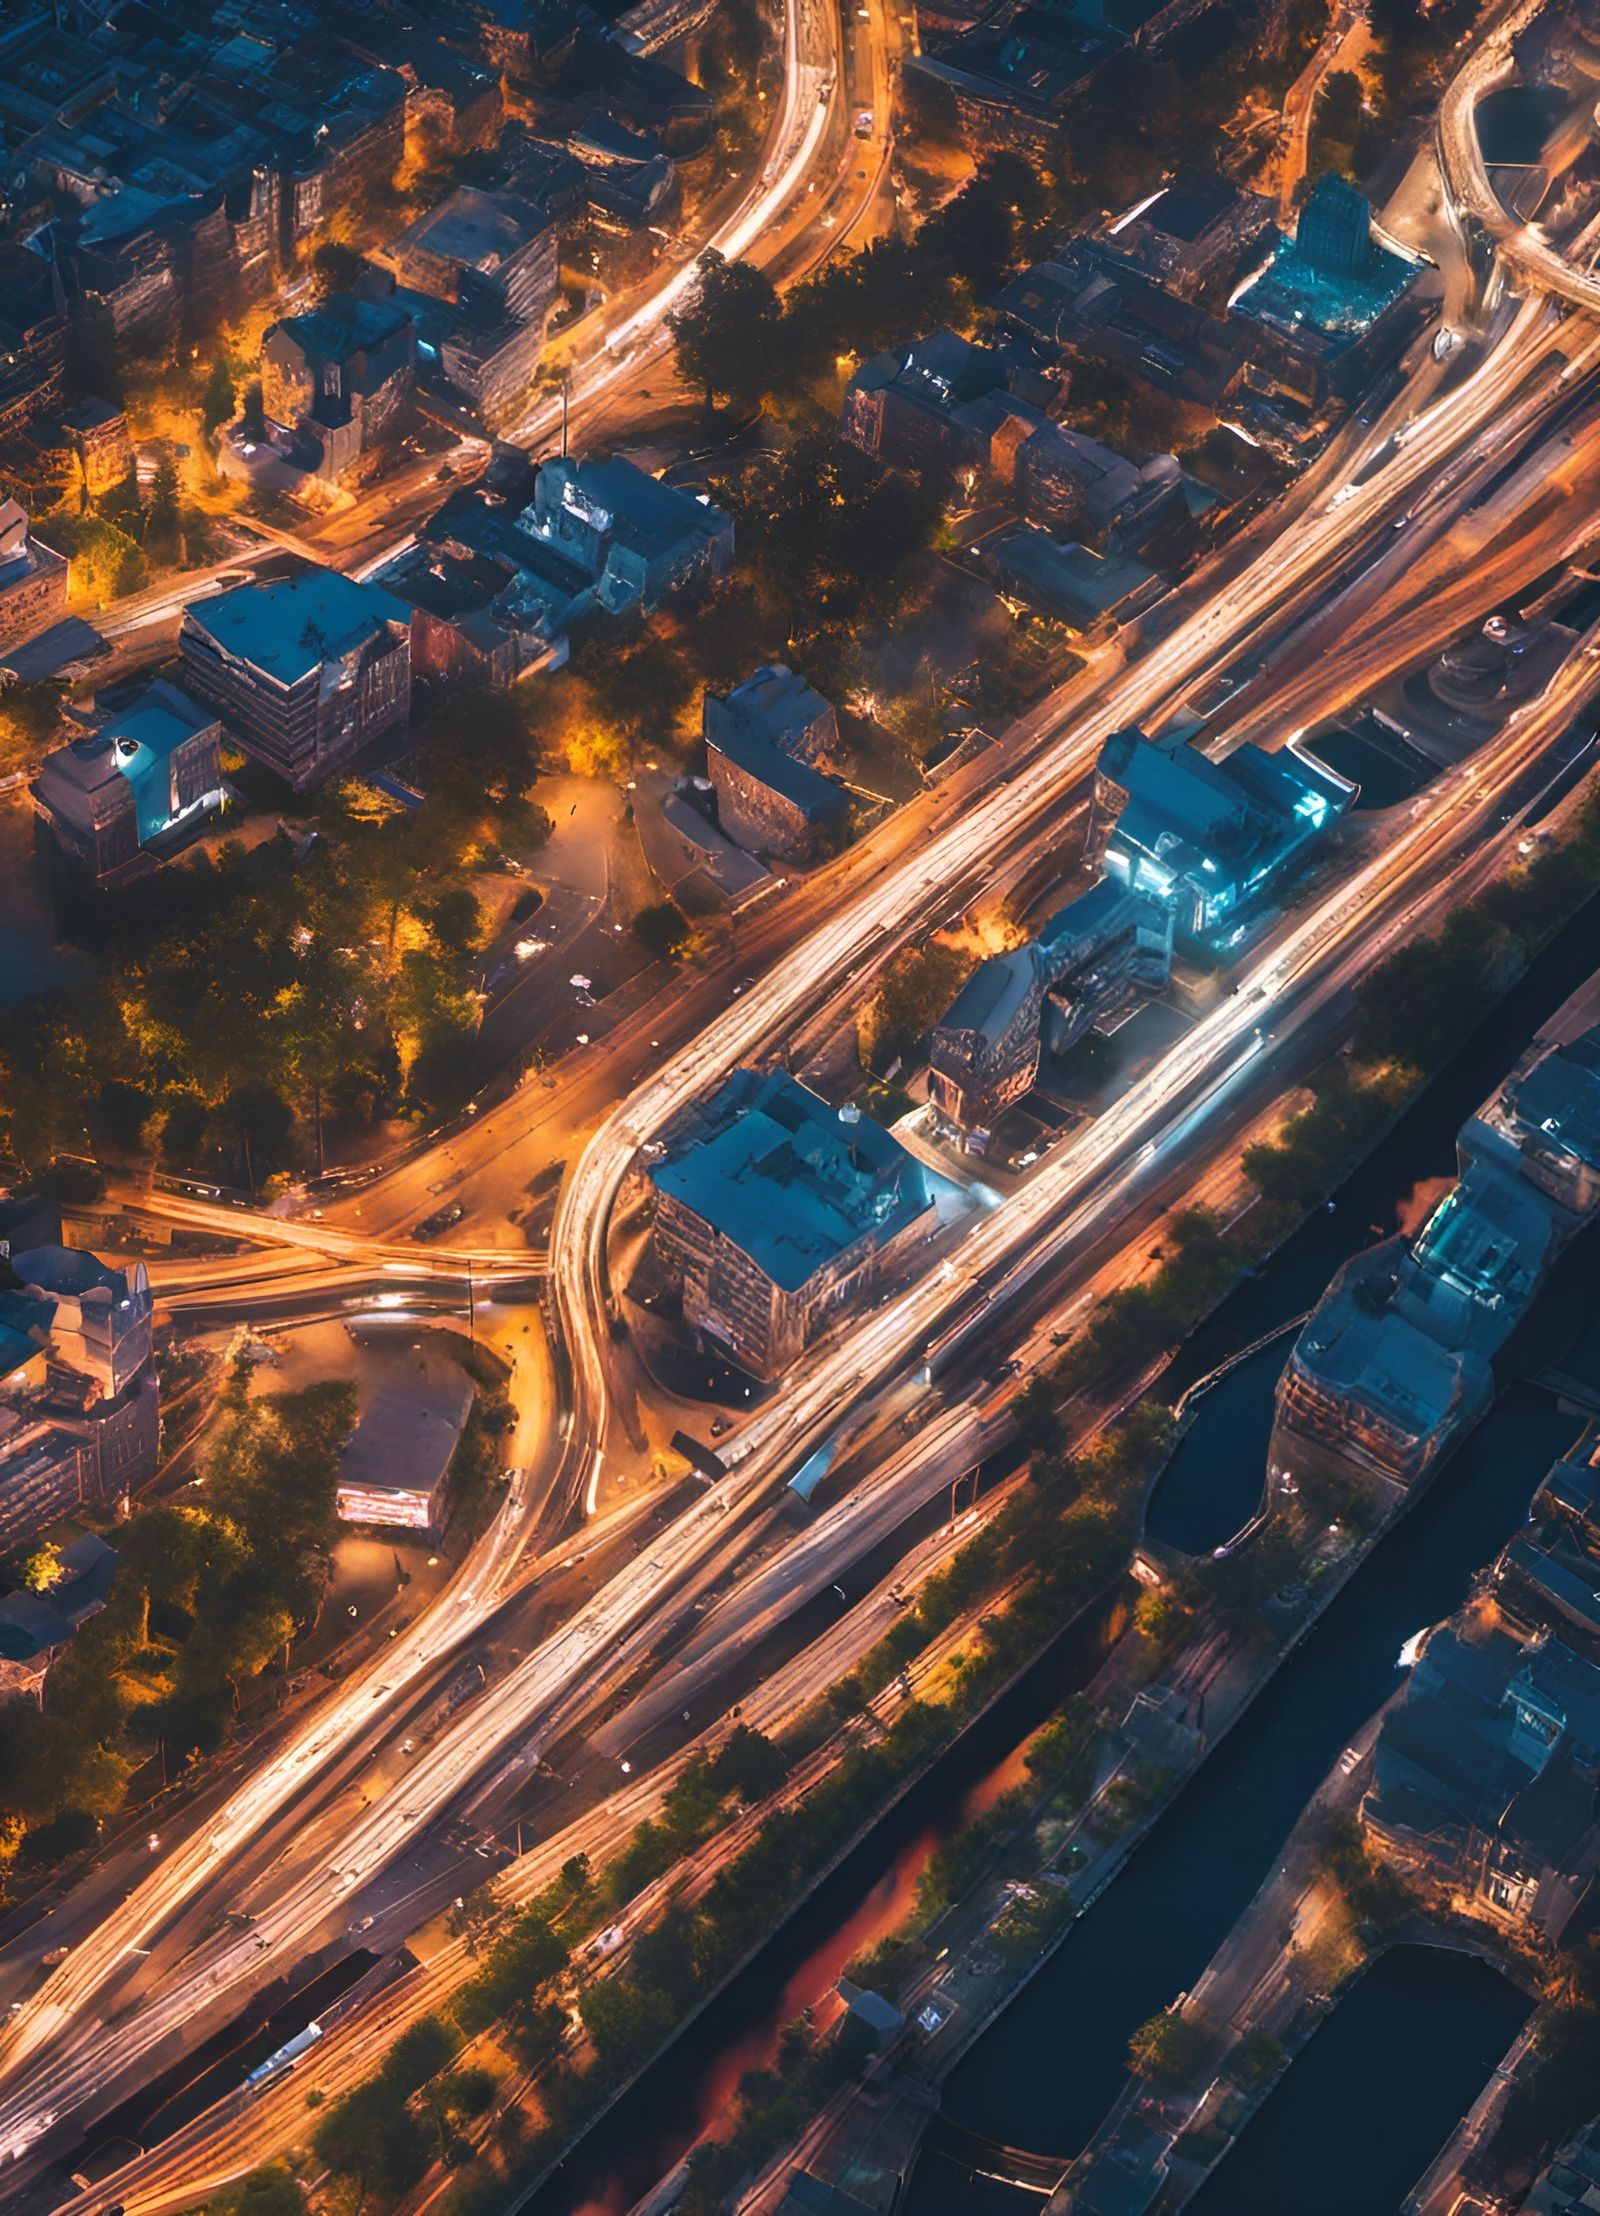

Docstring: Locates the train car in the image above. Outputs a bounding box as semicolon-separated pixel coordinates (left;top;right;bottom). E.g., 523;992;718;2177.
244;2020;323;2091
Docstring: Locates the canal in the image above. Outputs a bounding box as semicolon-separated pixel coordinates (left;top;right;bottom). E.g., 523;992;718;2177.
538;907;1600;2214
1184;1948;1531;2216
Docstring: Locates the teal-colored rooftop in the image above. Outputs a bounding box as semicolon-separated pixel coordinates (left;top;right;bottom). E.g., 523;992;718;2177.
653;1070;932;1292
188;569;409;687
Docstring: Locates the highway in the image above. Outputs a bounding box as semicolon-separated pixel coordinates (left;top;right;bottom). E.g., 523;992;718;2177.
7;4;1600;2198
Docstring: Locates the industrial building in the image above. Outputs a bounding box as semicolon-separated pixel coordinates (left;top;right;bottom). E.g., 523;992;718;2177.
1090;726;1351;948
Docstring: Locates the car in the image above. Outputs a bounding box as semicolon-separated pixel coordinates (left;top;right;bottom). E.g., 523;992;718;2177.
416;1202;465;1239
854;107;874;136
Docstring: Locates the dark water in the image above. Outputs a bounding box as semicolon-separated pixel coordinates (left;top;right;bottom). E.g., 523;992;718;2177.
1187;1948;1530;2216
1476;84;1569;166
1301;720;1428;810
913;1384;1579;2204
1145;1337;1289;1555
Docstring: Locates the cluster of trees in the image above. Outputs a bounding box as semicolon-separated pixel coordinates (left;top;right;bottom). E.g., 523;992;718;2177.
1128;2003;1210;2090
1051;1207;1245;1398
858;940;976;1073
311;2016;494;2195
1312;1811;1413;1938
0;1374;353;1866
0;681;549;1186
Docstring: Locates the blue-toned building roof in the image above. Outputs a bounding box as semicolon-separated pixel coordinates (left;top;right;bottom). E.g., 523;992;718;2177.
1231;178;1420;349
0;1288;56;1382
274;295;413;369
187;569;409;687
653;1070;932;1292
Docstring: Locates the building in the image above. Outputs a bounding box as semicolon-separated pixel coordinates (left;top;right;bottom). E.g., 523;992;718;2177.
992;243;1251;411
0;241;68;442
0;1531;118;1704
59;397;132;501
260;293;417;485
390;451;734;672
705;666;838;769
927;877;1173;1134
703;665;849;859
335;1355;474;1533
31;679;225;883
1089;168;1275;306
568;108;675;226
978;525;1164;632
649;1070;938;1377
1230;174;1428;414
1272;1013;1600;1494
842;332;1187;552
1494;1454;1600;1656
0;498;69;659
1361;1622;1600;1947
380;185;559;327
179;568;412;791
514;453;734;614
0;1244;158;1550
1090;727;1351;949
841;331;1016;474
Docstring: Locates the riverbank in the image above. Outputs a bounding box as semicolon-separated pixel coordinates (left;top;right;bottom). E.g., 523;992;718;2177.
716;933;1600;2214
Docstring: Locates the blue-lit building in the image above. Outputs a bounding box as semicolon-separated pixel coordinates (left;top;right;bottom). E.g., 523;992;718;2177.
1090;726;1350;949
1231;175;1428;412
1361;1621;1600;1946
650;1070;937;1376
31;679;225;883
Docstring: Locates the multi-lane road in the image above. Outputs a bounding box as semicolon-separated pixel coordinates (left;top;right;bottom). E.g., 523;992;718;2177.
7;11;1600;2206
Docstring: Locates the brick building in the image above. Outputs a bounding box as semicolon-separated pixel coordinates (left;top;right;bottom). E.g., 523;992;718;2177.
0;499;68;660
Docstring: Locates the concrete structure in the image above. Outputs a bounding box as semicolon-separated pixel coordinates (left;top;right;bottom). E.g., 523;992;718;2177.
978;525;1164;631
381;186;560;326
336;1354;473;1532
992;242;1250;411
0;1245;158;1550
1090;726;1351;949
260;293;416;485
928;877;1173;1135
0;1532;118;1703
843;332;1188;553
179;568;412;791
373;185;557;433
569;108;675;226
0;499;69;660
1272;1016;1600;1494
31;679;224;883
704;667;849;861
1362;1620;1600;1947
1089;167;1274;306
650;1070;937;1377
517;454;734;612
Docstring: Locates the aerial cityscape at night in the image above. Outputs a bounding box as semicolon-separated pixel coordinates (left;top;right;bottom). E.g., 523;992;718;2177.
2;0;1600;2210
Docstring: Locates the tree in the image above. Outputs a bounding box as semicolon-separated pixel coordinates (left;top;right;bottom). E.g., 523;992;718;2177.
1229;2026;1284;2091
146;453;181;562
668;250;783;415
709;1723;788;1804
631;900;690;963
1128;2007;1206;2089
202;359;238;434
204;2163;306;2216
